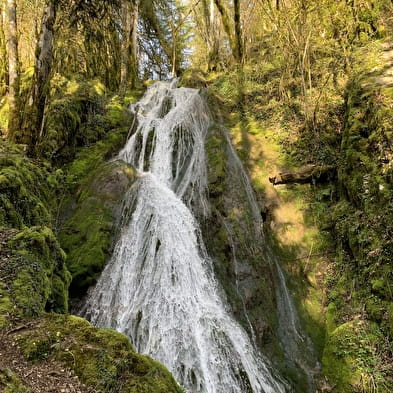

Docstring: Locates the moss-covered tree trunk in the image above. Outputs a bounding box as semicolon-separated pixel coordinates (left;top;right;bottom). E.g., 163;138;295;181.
233;0;243;63
201;0;221;71
213;0;243;63
129;1;139;88
0;2;8;98
120;0;139;91
120;1;131;90
22;0;57;152
7;0;19;141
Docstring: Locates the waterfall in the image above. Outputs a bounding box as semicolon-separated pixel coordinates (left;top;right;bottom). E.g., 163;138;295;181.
80;81;288;393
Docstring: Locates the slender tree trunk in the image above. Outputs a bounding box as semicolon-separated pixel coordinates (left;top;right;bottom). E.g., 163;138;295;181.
121;0;139;91
0;1;8;97
120;1;131;89
7;0;19;140
213;0;234;53
213;0;243;63
209;0;220;69
233;0;243;63
23;0;57;150
202;0;220;71
129;0;139;88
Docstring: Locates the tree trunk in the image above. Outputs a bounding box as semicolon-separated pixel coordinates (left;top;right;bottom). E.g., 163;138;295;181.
213;0;242;63
120;1;131;89
233;0;243;63
7;0;19;141
208;0;220;70
213;0;235;57
269;165;336;185
200;0;220;70
0;1;8;97
129;0;139;88
121;0;139;90
22;0;57;150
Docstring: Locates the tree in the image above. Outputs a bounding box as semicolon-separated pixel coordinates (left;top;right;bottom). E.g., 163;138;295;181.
21;0;57;149
213;0;243;63
0;1;8;98
121;0;140;90
7;0;19;140
201;0;221;70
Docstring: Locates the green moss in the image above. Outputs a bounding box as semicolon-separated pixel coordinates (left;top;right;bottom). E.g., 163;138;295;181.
384;303;393;336
0;227;71;326
322;322;361;392
59;161;137;297
0;369;31;393
0;143;53;228
17;314;183;393
0;282;13;329
205;125;227;198
0;100;9;134
323;320;392;392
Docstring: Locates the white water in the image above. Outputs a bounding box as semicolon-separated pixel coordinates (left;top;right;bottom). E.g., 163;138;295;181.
81;81;287;393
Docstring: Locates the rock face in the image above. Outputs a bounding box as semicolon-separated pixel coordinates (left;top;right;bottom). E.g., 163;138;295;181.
59;160;137;298
203;124;277;347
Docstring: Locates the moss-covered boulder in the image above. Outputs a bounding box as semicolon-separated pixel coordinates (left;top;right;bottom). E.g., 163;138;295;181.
0;226;71;329
0;142;53;228
59;160;137;298
322;319;390;393
16;314;182;393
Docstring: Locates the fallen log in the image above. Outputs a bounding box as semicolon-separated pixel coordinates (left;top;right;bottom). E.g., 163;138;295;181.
269;165;336;185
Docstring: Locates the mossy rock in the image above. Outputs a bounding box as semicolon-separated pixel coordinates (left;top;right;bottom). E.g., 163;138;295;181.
322;319;392;392
59;160;137;298
203;122;279;354
0;142;53;228
0;227;71;328
17;314;182;393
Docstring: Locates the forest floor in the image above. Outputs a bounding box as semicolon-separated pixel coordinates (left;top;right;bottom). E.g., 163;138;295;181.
0;228;94;393
0;326;95;393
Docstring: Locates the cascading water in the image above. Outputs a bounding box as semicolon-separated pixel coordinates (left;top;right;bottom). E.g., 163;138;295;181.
80;81;289;393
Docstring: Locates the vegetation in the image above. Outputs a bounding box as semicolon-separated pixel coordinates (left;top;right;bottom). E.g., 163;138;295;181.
16;314;182;393
1;0;393;392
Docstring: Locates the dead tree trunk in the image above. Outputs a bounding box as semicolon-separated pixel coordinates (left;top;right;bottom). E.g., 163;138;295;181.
269;165;336;185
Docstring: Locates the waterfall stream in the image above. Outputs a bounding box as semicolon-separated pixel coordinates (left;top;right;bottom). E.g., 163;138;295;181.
80;81;291;393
